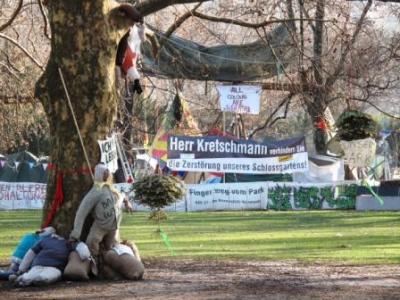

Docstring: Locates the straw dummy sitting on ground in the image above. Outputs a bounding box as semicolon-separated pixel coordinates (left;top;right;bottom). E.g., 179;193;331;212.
69;164;132;270
10;232;74;286
0;227;55;281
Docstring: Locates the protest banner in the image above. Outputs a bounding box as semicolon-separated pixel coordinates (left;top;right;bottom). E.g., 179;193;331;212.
0;182;46;210
187;182;267;211
217;85;261;115
0;181;360;211
98;135;118;172
167;135;308;174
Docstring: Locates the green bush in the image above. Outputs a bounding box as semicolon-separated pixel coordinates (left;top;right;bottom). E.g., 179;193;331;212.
336;110;378;141
132;175;186;211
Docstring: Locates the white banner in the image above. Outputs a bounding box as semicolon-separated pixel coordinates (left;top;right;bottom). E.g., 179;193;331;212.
217;85;261;115
293;156;344;183
167;152;309;174
187;182;267;211
98;135;118;173
0;182;46;210
0;181;359;211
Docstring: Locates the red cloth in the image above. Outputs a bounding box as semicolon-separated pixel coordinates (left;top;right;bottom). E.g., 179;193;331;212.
43;172;64;228
121;46;137;75
42;164;94;228
315;117;327;130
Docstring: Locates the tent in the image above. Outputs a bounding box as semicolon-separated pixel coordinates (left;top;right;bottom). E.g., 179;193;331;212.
0;151;48;183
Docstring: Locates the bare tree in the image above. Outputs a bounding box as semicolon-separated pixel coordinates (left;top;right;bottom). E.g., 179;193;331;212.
1;0;400;236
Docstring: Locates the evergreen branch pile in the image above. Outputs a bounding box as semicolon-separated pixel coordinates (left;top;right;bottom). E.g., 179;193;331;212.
132;175;186;210
337;110;378;141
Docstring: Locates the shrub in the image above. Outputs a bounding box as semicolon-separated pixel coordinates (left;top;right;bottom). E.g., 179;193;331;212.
336;110;378;141
132;175;186;220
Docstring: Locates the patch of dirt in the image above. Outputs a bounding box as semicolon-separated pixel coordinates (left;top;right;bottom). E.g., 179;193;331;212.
1;259;400;299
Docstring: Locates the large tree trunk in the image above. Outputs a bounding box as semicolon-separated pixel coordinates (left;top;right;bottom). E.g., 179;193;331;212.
310;0;327;155
306;96;328;155
35;1;128;237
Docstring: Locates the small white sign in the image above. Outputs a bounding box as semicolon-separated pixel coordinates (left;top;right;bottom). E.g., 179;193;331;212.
98;135;118;173
217;85;261;115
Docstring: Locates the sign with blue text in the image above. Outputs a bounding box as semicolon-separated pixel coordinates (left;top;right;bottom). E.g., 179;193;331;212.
167;135;308;174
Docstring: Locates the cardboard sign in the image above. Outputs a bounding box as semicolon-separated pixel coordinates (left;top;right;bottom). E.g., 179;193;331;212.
217;85;261;115
98;135;118;173
340;138;376;167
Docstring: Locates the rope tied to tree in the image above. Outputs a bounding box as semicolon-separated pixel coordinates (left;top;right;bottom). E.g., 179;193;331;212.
42;68;96;227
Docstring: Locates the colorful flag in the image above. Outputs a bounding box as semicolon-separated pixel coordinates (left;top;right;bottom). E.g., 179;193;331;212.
149;93;201;164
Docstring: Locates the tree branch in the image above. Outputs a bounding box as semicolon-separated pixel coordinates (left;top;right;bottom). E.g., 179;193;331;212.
135;0;211;17
313;0;325;86
192;11;329;29
164;3;202;37
0;61;21;81
348;0;400;2
351;97;400;119
38;0;51;40
326;0;372;87
252;81;310;92
0;0;23;32
269;95;292;127
286;0;296;33
299;1;316;33
248;93;293;139
0;33;45;71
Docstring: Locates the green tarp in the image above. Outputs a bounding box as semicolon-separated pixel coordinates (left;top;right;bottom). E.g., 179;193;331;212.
142;25;295;81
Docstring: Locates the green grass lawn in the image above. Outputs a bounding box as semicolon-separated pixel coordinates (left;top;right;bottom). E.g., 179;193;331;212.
0;210;399;264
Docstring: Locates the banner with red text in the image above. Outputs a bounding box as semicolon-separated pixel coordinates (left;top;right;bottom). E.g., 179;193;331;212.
0;182;46;210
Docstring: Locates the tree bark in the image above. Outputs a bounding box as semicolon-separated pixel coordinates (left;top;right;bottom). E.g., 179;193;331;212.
135;0;210;17
35;0;129;237
308;0;372;154
309;0;327;154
